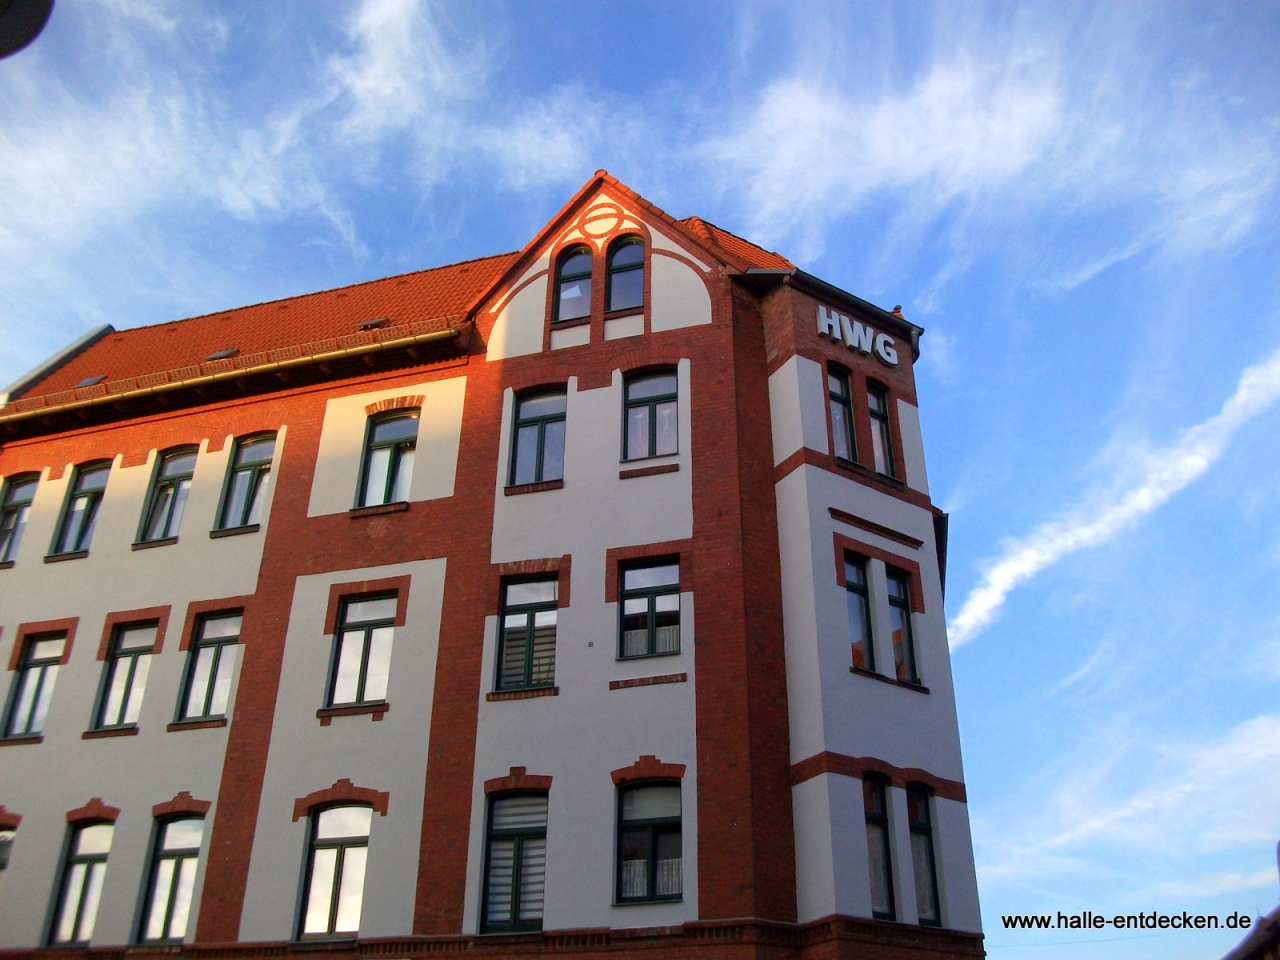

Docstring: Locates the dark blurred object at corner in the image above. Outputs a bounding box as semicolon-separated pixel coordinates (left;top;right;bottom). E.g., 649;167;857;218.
0;0;54;60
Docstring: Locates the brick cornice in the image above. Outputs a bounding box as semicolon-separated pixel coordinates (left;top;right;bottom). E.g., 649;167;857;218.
152;791;212;819
484;766;552;795
292;779;389;821
790;751;966;803
611;755;687;785
66;797;120;824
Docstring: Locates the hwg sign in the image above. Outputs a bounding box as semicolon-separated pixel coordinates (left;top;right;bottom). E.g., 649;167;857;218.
817;305;898;366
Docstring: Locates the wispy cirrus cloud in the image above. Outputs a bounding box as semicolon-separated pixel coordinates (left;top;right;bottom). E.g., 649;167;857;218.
948;343;1280;648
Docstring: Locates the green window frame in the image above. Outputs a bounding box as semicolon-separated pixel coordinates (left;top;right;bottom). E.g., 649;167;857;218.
52;461;110;556
217;434;275;530
616;782;682;903
358;412;418;508
619;560;680;658
139;817;204;943
623;370;678;461
141;448;197;542
864;777;895;921
0;473;38;563
481;793;547;933
553;247;592;322
509;391;566;486
908;786;941;927
94;623;157;730
299;806;372;938
887;571;919;684
4;633;65;738
49;822;114;945
496;579;557;691
606;237;644;312
845;554;874;672
328;595;396;707
178;613;241;721
868;384;896;478
828;367;856;462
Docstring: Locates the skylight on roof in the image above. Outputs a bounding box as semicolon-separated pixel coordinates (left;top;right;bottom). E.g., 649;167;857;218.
74;375;107;388
359;317;389;330
205;348;239;361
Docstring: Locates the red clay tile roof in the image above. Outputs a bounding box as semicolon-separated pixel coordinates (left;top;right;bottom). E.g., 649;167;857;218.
677;217;795;271
20;252;519;399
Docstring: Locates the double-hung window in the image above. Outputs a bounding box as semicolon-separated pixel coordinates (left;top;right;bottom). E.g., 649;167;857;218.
53;462;110;555
828;368;856;462
908;787;941;926
845;555;874;671
607;238;644;311
509;391;566;486
141;449;196;542
178;614;241;721
554;247;592;322
359;413;417;507
4;633;64;738
868;385;896;478
619;561;680;658
497;580;557;691
623;371;677;461
887;572;919;684
863;777;895;921
218;435;275;529
140;817;204;942
49;823;113;945
300;806;371;937
617;783;682;902
481;793;547;933
95;623;156;729
0;474;38;562
329;596;395;706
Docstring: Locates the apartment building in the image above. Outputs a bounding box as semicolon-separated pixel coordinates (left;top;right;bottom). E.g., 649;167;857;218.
0;173;983;959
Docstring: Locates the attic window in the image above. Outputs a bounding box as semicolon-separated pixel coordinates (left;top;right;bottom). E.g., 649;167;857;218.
205;348;239;361
74;375;107;388
358;317;389;330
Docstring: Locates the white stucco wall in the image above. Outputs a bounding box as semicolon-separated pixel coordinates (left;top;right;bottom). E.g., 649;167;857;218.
896;400;930;495
0;431;282;947
238;558;446;941
487;273;548;361
649;256;712;333
769;355;829;466
307;377;466;517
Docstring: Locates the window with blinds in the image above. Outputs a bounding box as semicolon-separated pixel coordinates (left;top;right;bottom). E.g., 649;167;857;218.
482;794;548;932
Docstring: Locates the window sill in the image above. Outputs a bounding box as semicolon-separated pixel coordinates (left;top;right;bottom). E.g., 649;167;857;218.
317;702;389;725
487;686;559;701
604;307;644;321
210;524;260;539
293;936;359;948
615;896;684;906
132;536;178;551
82;726;139;739
550;316;590;329
44;550;88;563
504;479;564;496
0;559;13;570
349;501;409;518
619;463;679;480
618;649;682;662
167;717;228;732
850;666;929;694
0;734;43;747
610;672;687;690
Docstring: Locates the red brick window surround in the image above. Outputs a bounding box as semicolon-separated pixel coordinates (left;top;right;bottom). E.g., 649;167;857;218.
789;751;966;804
8;617;78;670
832;534;924;614
489;556;571;614
611;755;686;785
178;597;251;651
365;395;425;417
152;791;211;818
0;804;22;830
66;798;121;824
96;606;171;660
483;766;553;794
323;576;411;634
604;540;694;603
292;779;389;821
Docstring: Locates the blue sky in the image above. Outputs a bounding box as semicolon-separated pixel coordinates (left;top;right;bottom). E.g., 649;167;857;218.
3;2;1279;957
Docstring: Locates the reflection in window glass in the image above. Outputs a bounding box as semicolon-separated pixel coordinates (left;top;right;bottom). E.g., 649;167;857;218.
142;817;205;942
828;369;856;462
5;634;64;737
219;435;275;529
845;556;874;672
51;823;114;945
617;783;682;902
555;249;592;322
864;778;895;921
96;624;156;728
620;562;680;658
887;573;919;684
55;464;110;555
330;596;397;706
607;239;644;312
143;450;197;541
180;614;242;720
301;806;372;936
482;794;547;932
624;372;678;461
0;474;38;562
360;414;417;507
510;392;567;486
498;579;558;690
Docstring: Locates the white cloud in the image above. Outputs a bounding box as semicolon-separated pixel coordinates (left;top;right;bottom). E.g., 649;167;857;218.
948;343;1280;648
978;715;1280;895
